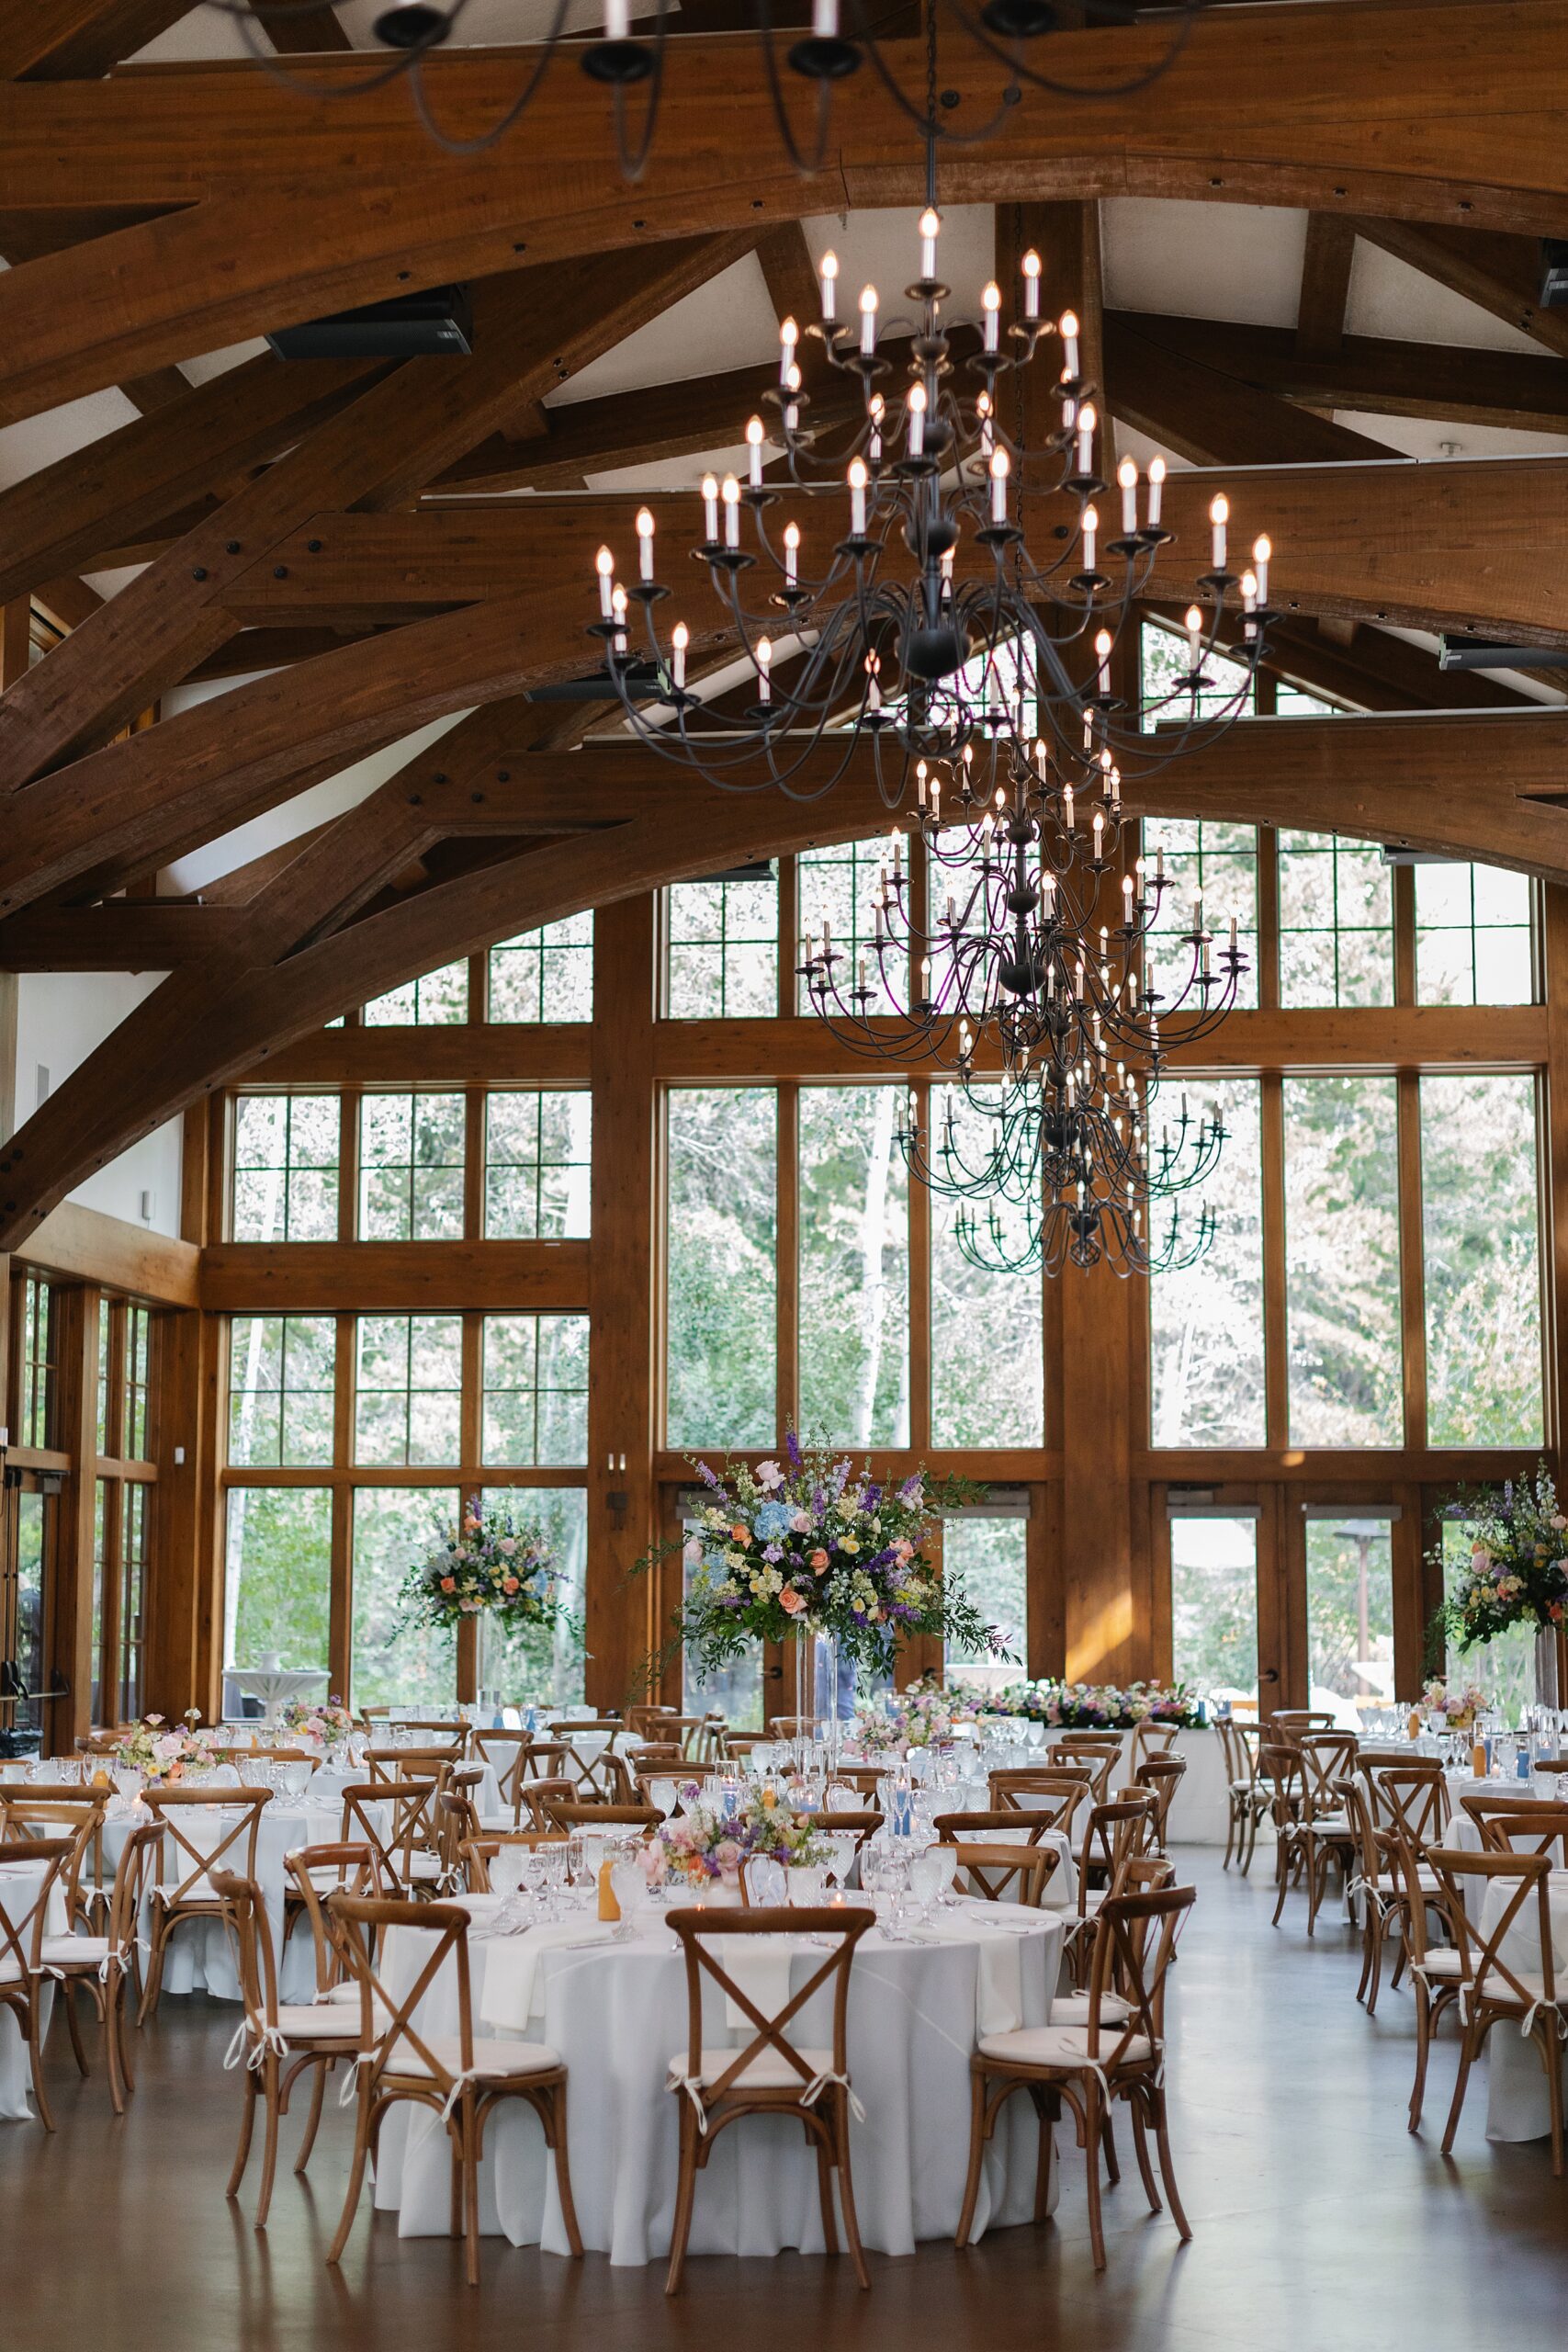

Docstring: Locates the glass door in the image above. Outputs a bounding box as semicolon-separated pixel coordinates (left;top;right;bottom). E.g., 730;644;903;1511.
0;1472;56;1753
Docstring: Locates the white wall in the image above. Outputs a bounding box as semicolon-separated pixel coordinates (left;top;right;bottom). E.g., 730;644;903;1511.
13;972;184;1236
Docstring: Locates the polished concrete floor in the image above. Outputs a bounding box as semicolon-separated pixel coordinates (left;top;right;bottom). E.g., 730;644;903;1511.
2;1852;1564;2352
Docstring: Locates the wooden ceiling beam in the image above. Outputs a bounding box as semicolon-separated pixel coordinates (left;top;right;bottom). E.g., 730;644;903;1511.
0;3;1565;417
1294;214;1357;360
6;702;1568;1250
1103;313;1395;466
1141;600;1533;713
1000;201;1109;482
0;1;195;79
1106;311;1568;433
0;902;242;969
263;5;351;51
1348;219;1568;359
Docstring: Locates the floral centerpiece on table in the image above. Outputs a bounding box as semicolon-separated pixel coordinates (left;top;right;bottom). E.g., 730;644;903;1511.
399;1497;566;1637
1420;1677;1487;1730
850;1680;984;1756
961;1676;1203;1731
640;1784;834;1892
277;1695;355;1748
1429;1464;1568;1652
111;1710;228;1783
649;1430;1005;1682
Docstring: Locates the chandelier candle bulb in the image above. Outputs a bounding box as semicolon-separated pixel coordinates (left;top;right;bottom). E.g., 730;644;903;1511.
868;393;884;463
671;622;688;690
1060;308;1080;378
611;583;627;654
848;457;868;535
990;447;1010;523
1229;913;1238;950
722;474;740;548
635;506;655;582
1081;503;1098;571
1209;493;1228;570
1095;627;1112;695
1117;458;1138;536
982;281;1001;353
819;248;839;322
1184;605;1202;669
1241;569;1258;614
917;759;928;808
746;415;764;488
779;315;799;388
1253;534;1271;602
784;519;800;587
908;382;928;457
1147;455;1166;528
860;285;878;356
594;544;615;618
701;474;719;541
1076;401;1096;477
604;0;629;35
1022;249;1042;319
757;637;772;704
919;208;941;280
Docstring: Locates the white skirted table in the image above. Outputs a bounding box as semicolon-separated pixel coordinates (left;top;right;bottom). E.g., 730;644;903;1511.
1475;1862;1568;2144
372;1893;1065;2264
0;1859;66;2121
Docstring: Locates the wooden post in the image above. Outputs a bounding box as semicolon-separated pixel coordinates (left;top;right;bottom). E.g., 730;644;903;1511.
48;1283;98;1754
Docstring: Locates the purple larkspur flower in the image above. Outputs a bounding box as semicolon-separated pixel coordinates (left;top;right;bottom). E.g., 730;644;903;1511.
863;1484;882;1509
786;1427;803;1470
899;1475;922;1504
696;1460;723;1491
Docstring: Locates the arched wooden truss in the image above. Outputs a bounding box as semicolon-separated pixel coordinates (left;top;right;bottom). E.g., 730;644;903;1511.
3;0;1568;1247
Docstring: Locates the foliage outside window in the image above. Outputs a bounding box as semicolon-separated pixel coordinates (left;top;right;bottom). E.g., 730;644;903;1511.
224;1487;332;1678
122;1306;152;1460
479;1486;588;1710
1280;831;1393;1008
799;1084;909;1447
359;1092;466;1241
929;1110;1043;1447
1140;620;1256;726
1149;1079;1265;1448
1304;1516;1394;1714
1169;1515;1258;1704
1416;863;1534;1007
354;1314;463;1464
943;1516;1028;1693
118;1481;148;1720
19;1275;54;1449
481;1313;590;1465
489;914;593;1023
1420;1072;1543;1446
363;959;468;1026
1142;819;1259;1010
96;1298;111;1455
484;1091;591;1239
350;1486;457;1709
1284;1076;1403;1446
666;1087;777;1449
231;1093;340;1242
666;870;778;1017
796;841;903;1011
228;1316;336;1466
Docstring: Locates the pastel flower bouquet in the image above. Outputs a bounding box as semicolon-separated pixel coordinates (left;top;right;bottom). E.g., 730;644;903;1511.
955;1676;1202;1731
640;1784;834;1892
400;1497;567;1638
277;1695;355;1748
112;1710;228;1783
1420;1677;1487;1729
1430;1464;1568;1651
850;1682;983;1756
652;1430;1005;1683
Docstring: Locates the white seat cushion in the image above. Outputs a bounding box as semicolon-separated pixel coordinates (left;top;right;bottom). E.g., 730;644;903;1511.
397;1853;445;1883
271;2004;364;2041
391;2033;562;2080
1304;1815;1351;1836
668;2045;837;2095
1412;1950;1465;1978
978;2023;1155;2069
152;1877;226;1905
38;1936;110;1968
1048;1991;1133;2026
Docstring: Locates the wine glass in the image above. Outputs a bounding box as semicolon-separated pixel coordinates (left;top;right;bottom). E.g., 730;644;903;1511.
609;1856;646;1938
908;1850;942;1922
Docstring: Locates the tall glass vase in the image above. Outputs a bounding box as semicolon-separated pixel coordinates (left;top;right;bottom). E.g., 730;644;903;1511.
1535;1624;1561;1715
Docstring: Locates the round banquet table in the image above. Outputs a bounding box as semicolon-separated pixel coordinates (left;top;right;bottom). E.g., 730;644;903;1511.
1475;1863;1568;2144
0;1859;67;2121
372;1892;1066;2264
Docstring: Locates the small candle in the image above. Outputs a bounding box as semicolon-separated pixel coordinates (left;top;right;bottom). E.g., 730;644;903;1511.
1253;532;1271;603
1081;502;1098;571
635;506;654;582
868;393;884;465
1147;454;1165;528
859;284;878;356
1059;307;1080;378
1022;248;1041;319
1095;627;1111;695
756;637;772;705
813;0;838;28
819;248;839;322
671;621;688;691
848;457;868;536
1241;568;1258;614
865;650;881;711
594;544;615;618
722;474;740;548
908;382;927;458
1076;400;1096;477
779;315;799;389
919;206;941;280
981;280;1001;354
1209;492;1228;571
611;583;627;655
746;414;764;489
1185;603;1202;670
977;389;993;458
1117;456;1138;536
916;759;927;808
784;520;800;589
990;446;1009;524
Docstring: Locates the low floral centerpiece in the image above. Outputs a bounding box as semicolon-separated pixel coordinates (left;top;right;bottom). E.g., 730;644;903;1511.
1420;1677;1487;1731
640;1784;834;1896
112;1710;227;1783
277;1694;355;1749
967;1676;1203;1731
649;1430;1005;1701
1430;1464;1568;1652
400;1497;567;1637
849;1681;984;1756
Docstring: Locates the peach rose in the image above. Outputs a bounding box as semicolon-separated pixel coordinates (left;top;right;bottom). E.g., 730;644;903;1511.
440;1575;457;1593
809;1548;829;1570
502;1576;519;1594
780;1588;807;1616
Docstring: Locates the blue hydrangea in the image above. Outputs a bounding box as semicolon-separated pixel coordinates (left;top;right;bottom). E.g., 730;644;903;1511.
753;1498;793;1541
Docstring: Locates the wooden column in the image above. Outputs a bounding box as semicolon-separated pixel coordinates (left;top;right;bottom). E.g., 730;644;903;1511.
49;1283;98;1753
587;894;657;1709
149;1305;222;1724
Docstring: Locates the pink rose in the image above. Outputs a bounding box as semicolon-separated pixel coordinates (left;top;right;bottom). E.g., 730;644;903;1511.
780;1588;807;1617
502;1576;519;1594
809;1548;829;1570
713;1840;742;1879
440;1575;457;1592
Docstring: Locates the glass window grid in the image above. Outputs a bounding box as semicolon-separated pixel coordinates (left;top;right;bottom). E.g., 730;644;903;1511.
228;1315;338;1468
1279;831;1394;1008
665;872;780;1019
796;840;908;1013
489;915;593;1023
1142;818;1260;1010
484;1091;592;1240
118;1480;148;1722
1415;863;1536;1008
354;1314;463;1466
231;1092;340;1242
363;960;469;1027
122;1306;152;1462
20;1276;54;1449
358;1091;467;1242
481;1312;590;1465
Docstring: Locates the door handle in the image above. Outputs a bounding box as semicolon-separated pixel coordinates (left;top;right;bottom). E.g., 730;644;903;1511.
764;1665;784;1680
1259;1667;1280;1685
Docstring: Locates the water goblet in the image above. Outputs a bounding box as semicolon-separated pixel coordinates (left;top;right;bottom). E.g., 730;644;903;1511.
908;1849;942;1923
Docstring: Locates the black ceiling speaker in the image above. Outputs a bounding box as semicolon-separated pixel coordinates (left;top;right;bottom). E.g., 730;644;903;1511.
266;285;473;360
1438;635;1568;671
1540;240;1568;309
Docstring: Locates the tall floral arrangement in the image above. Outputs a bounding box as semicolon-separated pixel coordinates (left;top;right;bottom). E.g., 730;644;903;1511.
653;1430;1005;1679
1430;1464;1568;1651
399;1498;566;1637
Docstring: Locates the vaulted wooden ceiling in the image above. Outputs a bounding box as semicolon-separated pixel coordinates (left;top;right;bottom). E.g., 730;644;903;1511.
3;0;1568;1250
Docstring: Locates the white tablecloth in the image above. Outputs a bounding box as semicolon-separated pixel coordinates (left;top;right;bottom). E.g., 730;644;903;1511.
0;1860;67;2121
1478;1865;1568;2144
372;1893;1065;2264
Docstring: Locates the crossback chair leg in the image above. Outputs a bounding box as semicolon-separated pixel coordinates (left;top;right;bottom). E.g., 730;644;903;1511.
665;2096;701;2294
460;2090;481;2287
295;2063;328;2176
327;2081;375;2267
1152;2084;1191;2243
254;2052;283;2228
545;2084;584;2257
955;2070;989;2248
830;2086;870;2290
815;2129;840;2255
62;1979;91;2076
137;1917;168;2026
1440;2022;1479;2155
103;1974;129;2116
27;2001;55;2132
1082;2080;1107;2271
1033;2096;1055;2223
1131;2094;1162;2212
228;2067;258;2199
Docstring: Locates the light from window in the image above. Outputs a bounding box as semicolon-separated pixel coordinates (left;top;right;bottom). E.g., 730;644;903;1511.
1305;1516;1393;1716
1421;1072;1543;1446
929;1094;1043;1447
350;1485;457;1710
797;842;903;1011
359;1092;466;1240
20;1275;54;1448
1416;863;1534;1007
232;1094;340;1242
489;914;593;1023
228;1315;336;1466
1141;620;1256;727
224;1487;331;1679
1284;1076;1402;1445
666;870;778;1018
666;1088;776;1447
1150;1079;1265;1447
364;959;469;1026
484;1092;591;1239
1170;1515;1258;1705
122;1305;152;1460
354;1314;462;1464
1280;831;1393;1007
119;1482;149;1720
799;1084;909;1446
944;1516;1028;1694
479;1486;588;1709
482;1313;589;1465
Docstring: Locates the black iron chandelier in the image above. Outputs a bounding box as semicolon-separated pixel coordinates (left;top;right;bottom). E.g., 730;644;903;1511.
227;0;1208;175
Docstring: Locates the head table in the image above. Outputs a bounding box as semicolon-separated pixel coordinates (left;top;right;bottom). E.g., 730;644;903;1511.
371;1891;1065;2265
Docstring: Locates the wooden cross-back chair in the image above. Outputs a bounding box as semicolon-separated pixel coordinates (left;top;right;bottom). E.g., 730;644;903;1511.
1255;1744;1305;1923
957;1883;1196;2273
823;1766;889;1802
933;1807;1065;1853
1336;1775;1404;2016
326;1893;583;2285
1044;1743;1120;1804
548;1800;661;1838
210;1869;365;2227
1275;1734;1358;1935
988;1769;1090;1838
547;1721;629;1797
521;1777;580;1832
1127;1721;1182;1775
663;1904;874;2293
389;1720;470;1751
791;1807;884;1852
45;1818;159;2116
1423;1848;1568;2174
1213;1717;1269;1872
1366;1762;1450;1858
1460;1795;1568;1865
437;1788;484;1884
1268;1710;1337;1741
1068;1798;1156;1986
138;1789;270;2021
1133;1754;1188;1855
338;1778;446;1897
283;1843;378;2003
363;1744;463;1787
0;1791;108;1931
472;1728;537;1816
937;1840;1056;1908
0;1838;71;2129
626;1704;679;1741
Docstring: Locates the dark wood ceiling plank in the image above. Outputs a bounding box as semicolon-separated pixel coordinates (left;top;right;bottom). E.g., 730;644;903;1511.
1103;314;1395;466
0;0;195;80
1295;213;1357;359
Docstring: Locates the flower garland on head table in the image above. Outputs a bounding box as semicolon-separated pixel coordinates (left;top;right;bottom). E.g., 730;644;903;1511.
640;1429;1008;1684
1429;1463;1568;1654
399;1497;568;1636
942;1674;1204;1731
